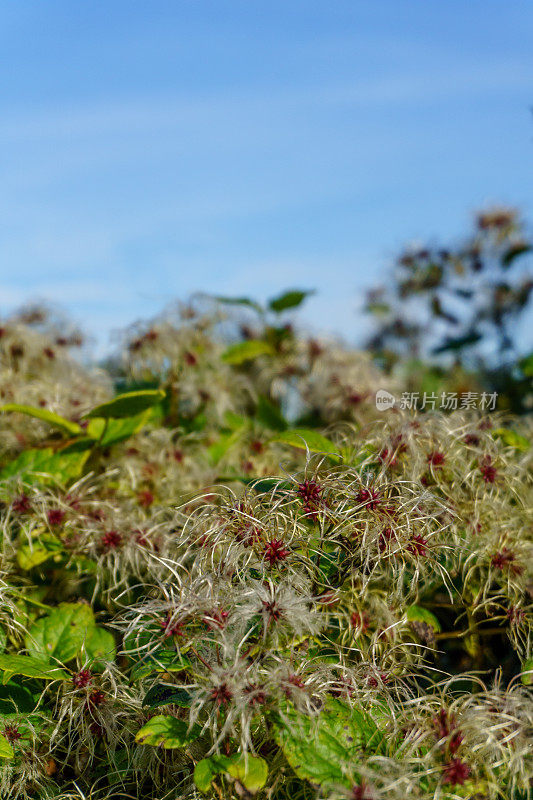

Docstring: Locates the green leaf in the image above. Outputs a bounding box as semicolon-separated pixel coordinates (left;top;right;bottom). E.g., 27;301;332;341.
519;352;533;377
130;649;193;680
224;754;268;793
84;390;165;420
273;699;388;790
492;427;530;452
57;437;97;454
0;654;69;683
0;447;89;485
406;604;441;632
223;411;250;431
366;302;390;315
256;395;288;431
268;289;314;313
218;476;293;495
432;332;482;354
501;242;531;267
0;404;83;436
272;428;340;458
0;681;36;715
26;603;95;664
194;754;268;794
86;409;154;446
142;684;193;708
214;295;264;314
247;477;293;494
17;533;64;571
521;658;533;686
135;715;201;748
84;626;116;667
221;340;274;364
194;758;217;793
0;733;14;759
208;430;243;465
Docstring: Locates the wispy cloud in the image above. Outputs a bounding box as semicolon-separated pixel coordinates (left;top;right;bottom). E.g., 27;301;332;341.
0;56;531;142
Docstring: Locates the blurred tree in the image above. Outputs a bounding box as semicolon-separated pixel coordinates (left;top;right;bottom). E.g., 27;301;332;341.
366;207;533;411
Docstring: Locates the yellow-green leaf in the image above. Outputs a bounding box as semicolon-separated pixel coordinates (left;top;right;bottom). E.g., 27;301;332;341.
493;428;530;452
194;754;268;794
272;429;340;458
194;758;217;792
0;404;82;436
221;340;274;364
135;715;201;748
0;733;14;759
224;754;268;793
17;533;63;571
0;447;89;484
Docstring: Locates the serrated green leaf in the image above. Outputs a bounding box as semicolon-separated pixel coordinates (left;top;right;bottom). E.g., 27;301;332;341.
0;733;14;759
273;699;388;790
26;603;95;664
0;404;83;435
135;715;201;748
0;654;69;683
85;390;165;420
268;289;314;313
221;340;275;364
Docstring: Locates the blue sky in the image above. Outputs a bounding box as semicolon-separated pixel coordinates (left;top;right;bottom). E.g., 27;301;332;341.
1;1;532;352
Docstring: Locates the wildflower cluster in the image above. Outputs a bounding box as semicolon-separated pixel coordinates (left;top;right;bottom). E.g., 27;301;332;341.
0;295;531;800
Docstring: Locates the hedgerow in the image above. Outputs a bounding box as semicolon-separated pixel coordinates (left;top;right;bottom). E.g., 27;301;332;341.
0;295;531;800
